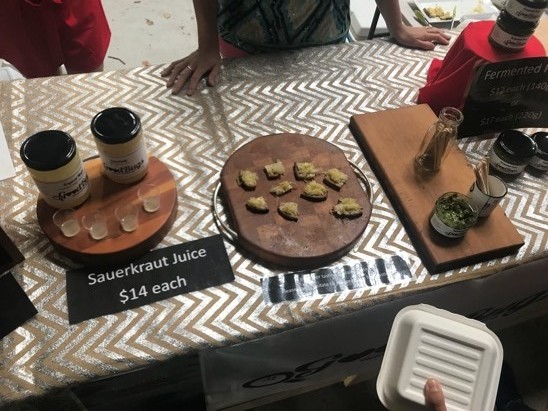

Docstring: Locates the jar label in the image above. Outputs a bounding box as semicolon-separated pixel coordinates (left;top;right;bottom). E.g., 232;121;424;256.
529;156;548;171
101;145;149;183
489;146;528;174
505;0;545;22
34;167;90;206
430;212;467;238
489;24;530;49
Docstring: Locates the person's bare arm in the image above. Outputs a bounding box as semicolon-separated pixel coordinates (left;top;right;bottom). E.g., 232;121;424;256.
161;0;221;95
375;0;451;50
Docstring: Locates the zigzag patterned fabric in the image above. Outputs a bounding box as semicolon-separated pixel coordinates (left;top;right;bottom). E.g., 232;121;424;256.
218;0;350;53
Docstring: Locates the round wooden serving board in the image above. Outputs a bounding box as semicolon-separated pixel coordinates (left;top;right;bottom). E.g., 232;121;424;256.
37;156;177;266
220;133;372;268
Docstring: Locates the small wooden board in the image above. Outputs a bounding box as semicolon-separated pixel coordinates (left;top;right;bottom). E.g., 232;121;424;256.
37;156;177;266
350;104;524;273
220;134;372;268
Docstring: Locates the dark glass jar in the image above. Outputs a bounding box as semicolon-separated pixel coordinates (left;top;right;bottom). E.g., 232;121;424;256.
489;130;537;175
505;0;547;23
529;131;548;171
488;10;538;52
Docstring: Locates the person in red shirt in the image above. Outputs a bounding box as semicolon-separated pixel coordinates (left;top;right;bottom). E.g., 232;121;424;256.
0;0;111;78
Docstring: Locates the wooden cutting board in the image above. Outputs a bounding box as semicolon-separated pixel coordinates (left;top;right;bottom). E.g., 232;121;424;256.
37;156;177;266
350;104;524;273
220;134;372;268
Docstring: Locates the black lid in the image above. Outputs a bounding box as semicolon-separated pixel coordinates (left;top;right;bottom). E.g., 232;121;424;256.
510;0;548;9
498;129;537;158
91;107;141;144
20;130;76;171
532;131;548;154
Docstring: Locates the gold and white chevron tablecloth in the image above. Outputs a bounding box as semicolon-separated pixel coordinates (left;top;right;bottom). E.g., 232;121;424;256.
0;37;546;404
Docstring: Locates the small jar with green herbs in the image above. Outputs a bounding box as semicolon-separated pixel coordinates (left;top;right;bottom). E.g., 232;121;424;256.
430;192;479;238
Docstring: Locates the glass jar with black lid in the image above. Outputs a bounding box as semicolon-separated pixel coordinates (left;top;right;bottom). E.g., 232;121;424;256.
489;129;537;175
20;130;90;208
529;131;548;171
91;107;149;184
505;0;547;23
488;0;546;52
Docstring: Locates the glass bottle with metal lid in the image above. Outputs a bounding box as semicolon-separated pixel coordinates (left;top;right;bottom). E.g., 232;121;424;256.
91;107;149;184
20;130;90;209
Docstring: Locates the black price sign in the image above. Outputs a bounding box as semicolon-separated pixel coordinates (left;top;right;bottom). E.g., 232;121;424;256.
460;57;548;137
66;235;234;324
0;272;38;338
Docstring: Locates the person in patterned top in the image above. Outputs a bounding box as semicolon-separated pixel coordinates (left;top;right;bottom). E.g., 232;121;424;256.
162;0;450;96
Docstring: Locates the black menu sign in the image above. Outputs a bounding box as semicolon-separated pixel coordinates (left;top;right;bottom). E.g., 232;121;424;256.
0;226;24;274
460;57;548;137
66;235;234;324
0;272;38;338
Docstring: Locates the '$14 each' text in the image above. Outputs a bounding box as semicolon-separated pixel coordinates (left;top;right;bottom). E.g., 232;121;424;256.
119;275;187;304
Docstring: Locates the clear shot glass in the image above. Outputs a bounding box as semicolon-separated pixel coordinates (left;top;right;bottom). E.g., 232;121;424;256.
138;184;161;213
52;208;80;238
114;204;139;232
81;211;109;240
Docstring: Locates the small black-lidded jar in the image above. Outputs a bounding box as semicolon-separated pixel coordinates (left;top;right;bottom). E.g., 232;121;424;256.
505;0;547;23
20;130;90;208
91;107;148;184
489;129;537;175
488;11;538;52
529;131;548;171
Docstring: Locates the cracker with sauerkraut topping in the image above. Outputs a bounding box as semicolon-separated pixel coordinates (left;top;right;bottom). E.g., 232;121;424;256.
238;170;259;190
246;196;269;213
323;168;348;190
331;197;363;218
301;181;328;201
294;162;321;180
278;202;299;221
423;5;453;20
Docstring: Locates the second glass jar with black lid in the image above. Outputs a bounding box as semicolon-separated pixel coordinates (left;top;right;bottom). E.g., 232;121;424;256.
505;0;547;23
529;131;548;171
91;107;149;184
489;129;537;175
488;0;547;52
